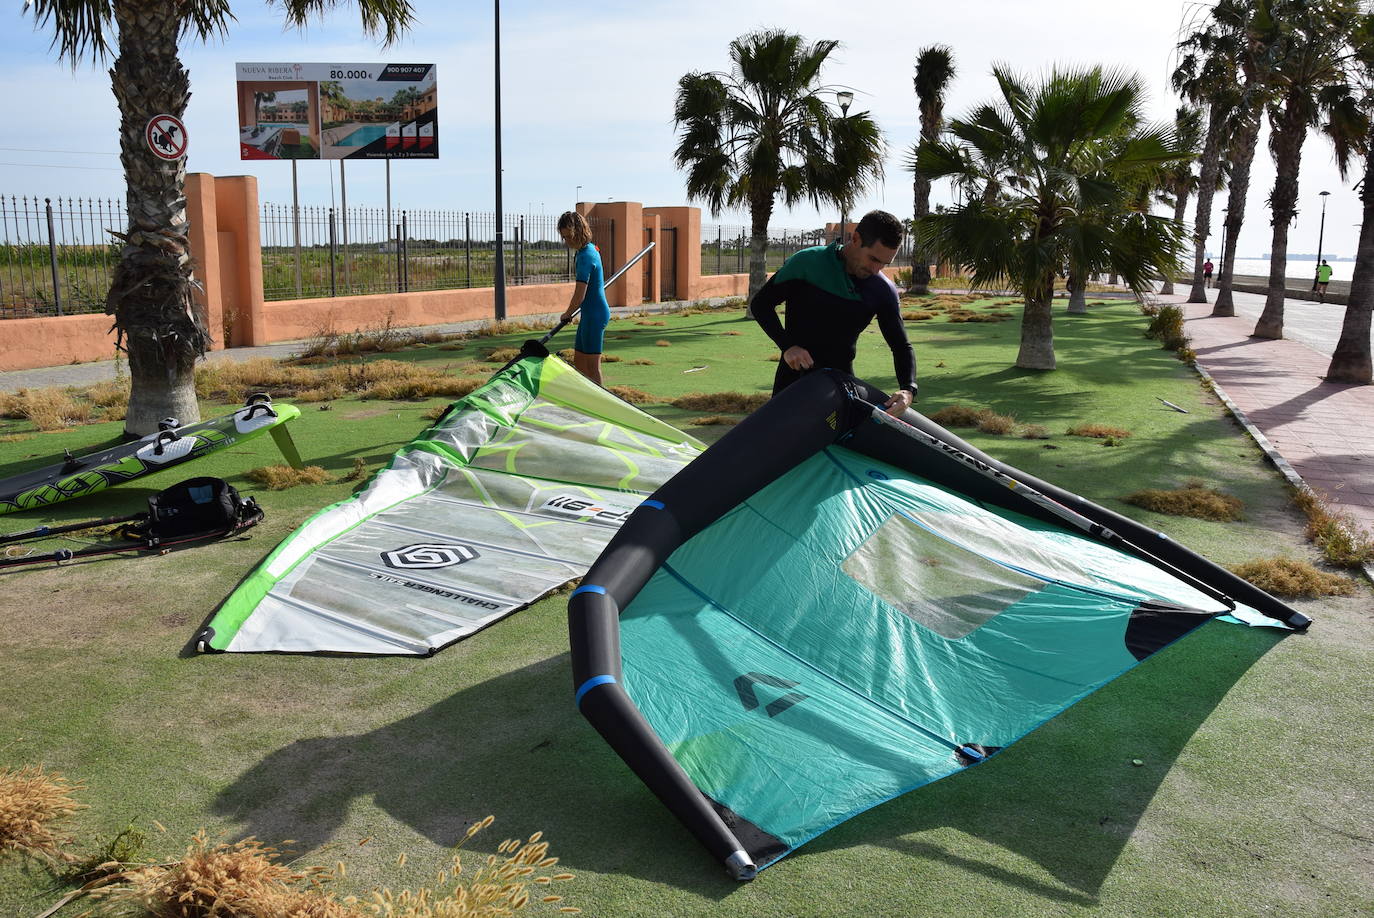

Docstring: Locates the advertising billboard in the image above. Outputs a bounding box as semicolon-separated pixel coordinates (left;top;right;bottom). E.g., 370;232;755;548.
235;62;438;160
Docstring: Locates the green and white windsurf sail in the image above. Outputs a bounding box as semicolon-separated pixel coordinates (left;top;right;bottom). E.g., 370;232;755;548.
197;351;703;654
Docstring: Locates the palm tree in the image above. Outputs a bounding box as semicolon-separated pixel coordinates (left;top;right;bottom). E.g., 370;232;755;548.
1158;106;1204;296
1251;0;1359;340
26;0;415;436
672;30;885;298
1322;14;1374;384
907;45;956;296
914;65;1189;370
1173;0;1246;305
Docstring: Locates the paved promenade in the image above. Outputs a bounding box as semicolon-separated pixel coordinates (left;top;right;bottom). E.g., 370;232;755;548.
1161;287;1374;538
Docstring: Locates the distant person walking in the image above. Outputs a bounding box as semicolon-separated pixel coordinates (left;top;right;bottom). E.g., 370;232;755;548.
557;211;610;385
1316;260;1333;302
1203;258;1214;287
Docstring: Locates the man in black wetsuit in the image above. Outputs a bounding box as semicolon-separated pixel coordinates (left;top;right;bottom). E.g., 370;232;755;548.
749;209;915;417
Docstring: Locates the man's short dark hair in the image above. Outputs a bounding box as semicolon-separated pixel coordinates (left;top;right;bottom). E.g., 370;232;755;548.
855;210;904;249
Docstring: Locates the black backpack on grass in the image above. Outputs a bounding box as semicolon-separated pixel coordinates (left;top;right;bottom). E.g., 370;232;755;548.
0;477;264;570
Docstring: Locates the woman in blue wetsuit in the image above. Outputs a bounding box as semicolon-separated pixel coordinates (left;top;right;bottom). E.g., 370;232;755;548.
557;210;610;384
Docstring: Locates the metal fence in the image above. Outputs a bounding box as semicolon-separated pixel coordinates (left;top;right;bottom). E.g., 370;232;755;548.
1;195;124;318
260;204;611;301
700;223;914;277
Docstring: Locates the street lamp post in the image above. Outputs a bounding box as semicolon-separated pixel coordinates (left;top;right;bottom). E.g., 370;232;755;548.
493;0;506;320
836;90;853;243
1312;190;1330;291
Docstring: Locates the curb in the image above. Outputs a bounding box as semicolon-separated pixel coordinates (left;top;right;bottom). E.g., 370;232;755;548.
1193;361;1374;585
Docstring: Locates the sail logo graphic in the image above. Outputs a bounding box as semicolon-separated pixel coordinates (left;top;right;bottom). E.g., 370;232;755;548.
541;495;637;523
381;543;480;569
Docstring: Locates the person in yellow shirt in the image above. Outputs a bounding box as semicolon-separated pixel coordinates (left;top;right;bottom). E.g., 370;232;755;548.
1316;260;1333;302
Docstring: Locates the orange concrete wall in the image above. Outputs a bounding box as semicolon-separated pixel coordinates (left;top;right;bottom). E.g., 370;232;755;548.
257;283;580;342
0;313;117;371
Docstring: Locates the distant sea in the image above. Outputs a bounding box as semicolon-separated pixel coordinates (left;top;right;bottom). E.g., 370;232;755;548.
1225;258;1355;282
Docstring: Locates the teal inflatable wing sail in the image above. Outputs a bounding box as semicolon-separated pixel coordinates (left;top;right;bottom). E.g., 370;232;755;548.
197;349;702;654
568;371;1309;880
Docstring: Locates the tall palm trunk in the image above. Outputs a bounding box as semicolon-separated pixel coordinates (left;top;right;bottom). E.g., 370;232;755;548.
910;170;932;295
1327;143;1374;384
1213;108;1263;317
109;1;208;436
1160;188;1190;296
1187;104;1227;304
1066;267;1088;314
747;195;775;300
1253;101;1308;339
1017;269;1056;370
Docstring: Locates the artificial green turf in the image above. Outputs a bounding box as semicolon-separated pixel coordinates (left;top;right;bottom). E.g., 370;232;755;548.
0;299;1369;917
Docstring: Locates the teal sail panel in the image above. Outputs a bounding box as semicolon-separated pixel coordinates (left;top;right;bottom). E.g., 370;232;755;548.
618;446;1269;861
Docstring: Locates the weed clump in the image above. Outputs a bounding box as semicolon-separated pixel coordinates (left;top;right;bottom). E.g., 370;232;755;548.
1021;425;1051;439
654;339;672;347
1124;482;1244;521
1292;487;1374;567
606;386;656;405
0;765;82;863
245;464;333;490
1067;423;1132;440
927;404;1018;435
688;415;741;427
627;359;655;366
1228;558;1357;598
1144;304;1191;354
671;392;768;414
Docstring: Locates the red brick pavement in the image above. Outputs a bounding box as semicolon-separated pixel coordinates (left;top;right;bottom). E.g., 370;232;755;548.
1176;299;1374;536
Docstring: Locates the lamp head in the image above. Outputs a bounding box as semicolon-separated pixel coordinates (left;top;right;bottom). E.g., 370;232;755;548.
837;90;854;115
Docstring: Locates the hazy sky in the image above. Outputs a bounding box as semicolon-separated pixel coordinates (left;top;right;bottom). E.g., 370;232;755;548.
1;0;1362;258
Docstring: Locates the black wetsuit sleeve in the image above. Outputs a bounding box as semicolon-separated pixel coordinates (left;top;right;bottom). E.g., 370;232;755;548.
876;300;917;394
749;277;794;352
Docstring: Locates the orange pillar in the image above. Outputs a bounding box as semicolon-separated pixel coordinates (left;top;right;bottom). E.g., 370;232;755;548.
584;201;643;308
212;175;266;346
184;173;224;350
644;206;700;301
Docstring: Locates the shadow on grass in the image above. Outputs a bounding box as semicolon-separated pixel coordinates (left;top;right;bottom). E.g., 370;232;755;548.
796;621;1285;903
212;620;1283;904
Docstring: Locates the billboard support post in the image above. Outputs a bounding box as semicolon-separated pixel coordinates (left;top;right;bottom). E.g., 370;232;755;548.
493;0;507;320
340;159;350;292
291;159;302;297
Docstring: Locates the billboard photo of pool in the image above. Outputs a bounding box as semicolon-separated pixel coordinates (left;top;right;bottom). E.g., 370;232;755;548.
236;62;439;161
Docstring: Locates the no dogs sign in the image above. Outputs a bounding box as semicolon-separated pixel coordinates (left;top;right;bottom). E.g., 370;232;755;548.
146;114;188;160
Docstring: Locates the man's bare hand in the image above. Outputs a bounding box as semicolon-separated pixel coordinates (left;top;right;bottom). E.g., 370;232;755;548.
884;388;914;417
783;346;814;371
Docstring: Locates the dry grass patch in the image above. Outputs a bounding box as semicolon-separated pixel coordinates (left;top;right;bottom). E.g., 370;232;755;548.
0;765;82;863
1067;423;1132;440
485;347;521;363
635;320;667;326
627;359;655;366
1292;487;1374;567
606;386;657;405
1123;481;1244;521
1228;558;1357;598
947;309;1014;323
196;358;484;403
245;464;333;490
601;354;622;363
342;457;371;482
722;330;742;336
688;415;740;427
671;391;769;414
928;403;1017;435
902;310;937;321
654;340;672;347
0;388;95;431
1021;425;1051;439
